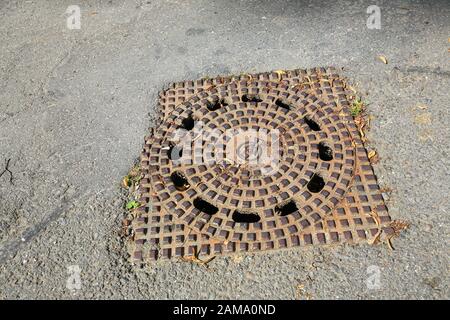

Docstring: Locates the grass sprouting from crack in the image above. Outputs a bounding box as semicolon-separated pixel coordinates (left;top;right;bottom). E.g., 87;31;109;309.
350;97;364;117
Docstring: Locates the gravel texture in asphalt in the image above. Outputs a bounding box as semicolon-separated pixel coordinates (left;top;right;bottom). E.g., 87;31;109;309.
0;0;448;299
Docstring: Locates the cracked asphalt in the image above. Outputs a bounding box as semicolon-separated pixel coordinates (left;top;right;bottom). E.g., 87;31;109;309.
0;0;449;299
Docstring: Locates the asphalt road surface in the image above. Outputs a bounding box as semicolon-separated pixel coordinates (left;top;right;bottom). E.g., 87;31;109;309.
0;0;448;299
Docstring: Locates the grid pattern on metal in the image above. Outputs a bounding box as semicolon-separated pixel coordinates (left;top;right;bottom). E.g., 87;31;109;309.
128;68;392;264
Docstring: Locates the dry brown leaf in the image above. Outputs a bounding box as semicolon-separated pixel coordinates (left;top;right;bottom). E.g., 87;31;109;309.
181;247;216;267
122;176;130;189
379;220;410;250
367;229;382;245
418;129;433;142
354;115;366;130
231;254;244;264
274;70;286;81
122;219;131;227
182;255;215;267
359;128;366;140
368;210;381;227
347;85;357;93
246;74;253;81
414;113;432;125
354;115;367;141
368;150;379;163
378;55;388;64
389;220;410;236
128;165;141;178
295;284;313;300
386;238;395;250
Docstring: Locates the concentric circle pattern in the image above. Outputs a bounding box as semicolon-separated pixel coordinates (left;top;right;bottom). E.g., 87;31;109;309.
132;68;392;263
148;80;356;240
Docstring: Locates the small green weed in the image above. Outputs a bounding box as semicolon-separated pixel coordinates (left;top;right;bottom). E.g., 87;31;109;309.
350;97;364;117
126;200;140;210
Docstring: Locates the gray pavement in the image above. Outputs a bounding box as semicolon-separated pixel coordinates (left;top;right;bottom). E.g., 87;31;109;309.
0;0;449;299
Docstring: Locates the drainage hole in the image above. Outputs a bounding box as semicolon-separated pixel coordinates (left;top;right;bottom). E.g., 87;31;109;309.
207;98;228;111
318;142;333;161
242;94;263;103
304;116;321;131
170;171;190;191
275;99;292;110
276;200;298;216
179;115;195;131
168;144;183;160
232;210;261;223
193;197;218;215
307;173;325;193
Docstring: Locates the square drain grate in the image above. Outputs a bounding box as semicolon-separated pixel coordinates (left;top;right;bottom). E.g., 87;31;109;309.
128;67;393;264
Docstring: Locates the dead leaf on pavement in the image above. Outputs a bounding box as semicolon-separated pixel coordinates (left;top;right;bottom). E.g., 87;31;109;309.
367;229;382;245
354;115;367;141
368;210;381;226
122;176;130;189
379;186;393;193
180;247;216;268
389;220;410;236
416;105;428;110
383;220;410;250
378;55;388;64
368;150;379;164
274;69;286;81
347;85;357;93
231;254;244;264
414;113;432;125
295;284;313;300
386;238;394;250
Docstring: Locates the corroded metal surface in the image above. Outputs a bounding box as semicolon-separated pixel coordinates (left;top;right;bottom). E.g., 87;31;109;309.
129;68;392;264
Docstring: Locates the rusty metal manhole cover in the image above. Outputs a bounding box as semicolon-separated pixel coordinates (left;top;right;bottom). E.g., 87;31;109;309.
128;68;392;264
